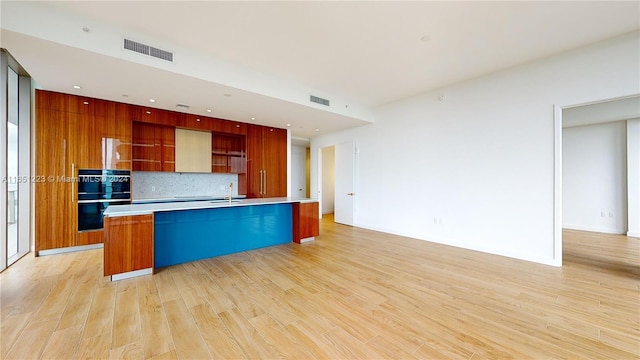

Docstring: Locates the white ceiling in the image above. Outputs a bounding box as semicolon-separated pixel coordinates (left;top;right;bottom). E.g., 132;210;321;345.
1;1;639;139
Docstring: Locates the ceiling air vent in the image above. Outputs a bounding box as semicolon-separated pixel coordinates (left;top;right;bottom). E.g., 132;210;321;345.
175;104;190;110
310;95;330;107
124;38;174;62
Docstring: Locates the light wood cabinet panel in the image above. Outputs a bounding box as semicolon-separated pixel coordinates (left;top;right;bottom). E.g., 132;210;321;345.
103;214;154;276
175;128;211;173
246;125;287;198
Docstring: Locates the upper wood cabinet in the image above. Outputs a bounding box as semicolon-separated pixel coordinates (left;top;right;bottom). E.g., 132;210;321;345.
246;125;287;198
132;122;175;172
175;128;211;173
211;133;246;174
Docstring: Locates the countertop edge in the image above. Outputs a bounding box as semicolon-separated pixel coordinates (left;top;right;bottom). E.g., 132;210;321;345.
105;197;318;218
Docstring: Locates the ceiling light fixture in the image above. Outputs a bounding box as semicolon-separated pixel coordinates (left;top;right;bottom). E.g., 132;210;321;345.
73;85;81;89
206;109;212;113
149;99;156;103
251;117;255;120
315;128;320;132
286;123;291;127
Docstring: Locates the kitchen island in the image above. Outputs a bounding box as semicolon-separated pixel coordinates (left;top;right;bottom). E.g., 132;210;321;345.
103;197;319;281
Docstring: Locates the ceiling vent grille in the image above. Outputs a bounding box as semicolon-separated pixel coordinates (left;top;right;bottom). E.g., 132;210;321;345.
310;95;330;107
124;38;173;62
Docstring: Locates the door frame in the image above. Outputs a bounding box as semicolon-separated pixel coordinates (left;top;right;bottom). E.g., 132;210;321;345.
553;93;640;267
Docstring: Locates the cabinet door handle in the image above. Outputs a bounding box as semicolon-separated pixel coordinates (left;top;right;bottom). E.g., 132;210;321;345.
259;170;263;195
71;163;75;202
264;170;267;195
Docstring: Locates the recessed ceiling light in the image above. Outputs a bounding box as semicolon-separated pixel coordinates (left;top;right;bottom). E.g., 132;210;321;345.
315;128;320;132
73;85;81;89
251;117;255;120
286;123;291;127
206;109;212;113
149;99;156;103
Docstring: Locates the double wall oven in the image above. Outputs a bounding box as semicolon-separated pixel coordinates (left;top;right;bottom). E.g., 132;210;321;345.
77;169;131;231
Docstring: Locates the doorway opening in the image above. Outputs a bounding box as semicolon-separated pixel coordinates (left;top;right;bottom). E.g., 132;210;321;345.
555;95;640;266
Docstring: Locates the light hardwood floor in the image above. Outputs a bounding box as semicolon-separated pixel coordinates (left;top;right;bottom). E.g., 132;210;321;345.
1;216;638;359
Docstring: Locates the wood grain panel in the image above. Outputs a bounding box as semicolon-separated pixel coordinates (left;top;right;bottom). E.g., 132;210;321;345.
35;89;67;111
35;107;76;251
103;214;154;276
299;201;319;239
77;230;103;246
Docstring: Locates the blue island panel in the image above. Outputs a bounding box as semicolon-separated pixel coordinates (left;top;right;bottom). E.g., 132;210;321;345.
154;203;292;268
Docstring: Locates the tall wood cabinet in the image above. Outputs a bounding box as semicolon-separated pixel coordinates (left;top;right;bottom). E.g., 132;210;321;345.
246;125;287;198
35;92;78;251
35;90;132;252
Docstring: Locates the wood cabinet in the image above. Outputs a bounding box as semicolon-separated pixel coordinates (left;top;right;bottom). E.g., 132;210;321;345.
132;122;175;172
103;214;154;276
35;90;133;252
246;125;287;198
292;202;319;243
175;128;211;173
35;93;78;251
211;133;246;173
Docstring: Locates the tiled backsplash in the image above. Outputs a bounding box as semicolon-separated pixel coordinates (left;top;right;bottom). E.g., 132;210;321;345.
132;171;239;199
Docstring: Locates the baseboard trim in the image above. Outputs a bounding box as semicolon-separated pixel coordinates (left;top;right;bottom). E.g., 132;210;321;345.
627;231;640;238
38;243;103;256
111;268;152;281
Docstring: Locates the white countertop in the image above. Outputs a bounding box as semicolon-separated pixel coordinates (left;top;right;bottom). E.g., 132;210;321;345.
104;197;317;217
131;195;246;204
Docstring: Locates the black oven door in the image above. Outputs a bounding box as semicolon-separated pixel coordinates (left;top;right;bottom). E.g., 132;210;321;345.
78;199;130;231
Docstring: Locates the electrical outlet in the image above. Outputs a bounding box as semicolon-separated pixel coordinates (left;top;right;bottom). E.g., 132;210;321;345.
151;186;156;192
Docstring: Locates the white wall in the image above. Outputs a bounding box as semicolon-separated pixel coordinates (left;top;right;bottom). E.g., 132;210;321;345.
563;121;627;234
627;119;640;237
321;146;335;214
310;31;640;266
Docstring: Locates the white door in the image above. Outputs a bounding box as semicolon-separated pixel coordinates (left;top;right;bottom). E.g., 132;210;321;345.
291;145;307;198
334;142;355;226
